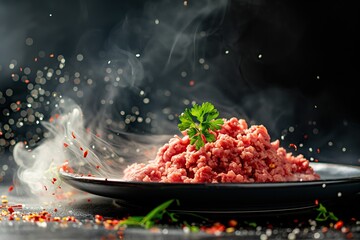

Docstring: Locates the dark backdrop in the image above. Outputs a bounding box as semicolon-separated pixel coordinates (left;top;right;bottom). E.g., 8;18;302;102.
1;0;359;183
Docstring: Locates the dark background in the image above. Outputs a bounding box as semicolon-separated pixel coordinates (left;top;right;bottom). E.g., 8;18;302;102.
1;0;360;183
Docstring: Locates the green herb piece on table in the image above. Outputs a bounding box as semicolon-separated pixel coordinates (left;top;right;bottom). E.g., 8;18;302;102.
178;102;224;150
118;199;179;229
315;203;339;222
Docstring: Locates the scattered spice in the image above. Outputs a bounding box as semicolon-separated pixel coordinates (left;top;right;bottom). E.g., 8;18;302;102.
8;185;14;192
83;150;88;158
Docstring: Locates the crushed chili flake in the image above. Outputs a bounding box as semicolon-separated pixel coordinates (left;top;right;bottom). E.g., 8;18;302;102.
334;220;344;230
80;147;83;151
228;219;238;227
71;131;76;139
8;185;14;192
63;143;69;148
44;186;48;191
7;207;14;214
289;143;298;151
83;150;88;158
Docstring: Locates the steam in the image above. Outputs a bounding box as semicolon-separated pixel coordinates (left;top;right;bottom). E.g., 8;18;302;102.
10;0;359;201
11;1;231;198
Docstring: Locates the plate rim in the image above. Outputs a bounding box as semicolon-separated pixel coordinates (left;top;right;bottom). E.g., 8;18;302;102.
59;162;360;188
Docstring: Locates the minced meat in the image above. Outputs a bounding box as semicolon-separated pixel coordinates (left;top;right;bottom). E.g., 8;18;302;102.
122;118;320;183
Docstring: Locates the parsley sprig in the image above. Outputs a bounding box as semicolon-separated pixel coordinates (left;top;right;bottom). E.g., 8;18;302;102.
118;199;179;229
178;102;224;150
315;203;338;222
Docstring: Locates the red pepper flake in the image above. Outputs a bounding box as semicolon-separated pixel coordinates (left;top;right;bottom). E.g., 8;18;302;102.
346;232;353;239
96;165;100;169
54;208;58;212
315;199;319;205
25;79;30;84
189;80;195;86
228;219;238;227
80;147;83;151
87;198;91;202
8;207;14;214
44;186;48;191
289;143;298;151
317;148;321;153
63;143;69;148
8;185;14;192
334;220;344;230
71;131;76;139
83;150;88;158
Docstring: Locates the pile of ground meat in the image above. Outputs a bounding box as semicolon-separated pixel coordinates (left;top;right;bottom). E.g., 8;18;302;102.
122;118;320;183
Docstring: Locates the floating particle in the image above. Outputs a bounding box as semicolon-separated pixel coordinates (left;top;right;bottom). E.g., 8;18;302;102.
337;192;342;197
154;19;160;24
76;54;84;62
49;13;52;17
316;75;320;79
199;58;205;64
258;54;263;59
189;80;195;86
25;37;34;46
225;50;229;54
135;53;140;58
184;0;188;6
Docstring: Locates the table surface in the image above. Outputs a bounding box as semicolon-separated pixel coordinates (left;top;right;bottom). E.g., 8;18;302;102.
0;185;359;240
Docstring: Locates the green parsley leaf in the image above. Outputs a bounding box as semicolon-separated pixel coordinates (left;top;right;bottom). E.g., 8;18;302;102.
178;102;224;150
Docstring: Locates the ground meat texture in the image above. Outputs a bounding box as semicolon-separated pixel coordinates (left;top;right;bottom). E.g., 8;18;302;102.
122;118;320;183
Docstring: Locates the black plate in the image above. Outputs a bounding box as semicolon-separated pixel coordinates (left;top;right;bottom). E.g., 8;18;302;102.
59;162;360;213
